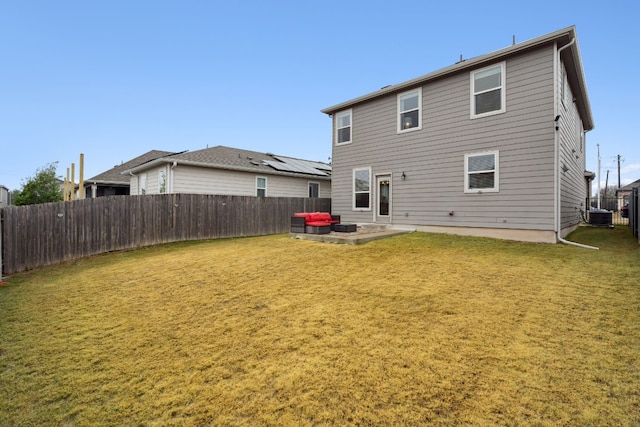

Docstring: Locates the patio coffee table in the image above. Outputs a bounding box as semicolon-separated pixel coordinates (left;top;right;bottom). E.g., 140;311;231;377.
333;223;357;233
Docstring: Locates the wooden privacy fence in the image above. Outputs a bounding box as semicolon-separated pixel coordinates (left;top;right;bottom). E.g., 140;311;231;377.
0;194;331;275
631;188;639;242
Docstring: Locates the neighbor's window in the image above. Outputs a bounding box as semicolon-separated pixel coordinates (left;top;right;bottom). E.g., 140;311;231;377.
353;167;371;209
336;109;352;144
471;62;505;118
158;169;167;193
398;88;421;132
256;176;267;197
308;182;319;198
465;151;499;193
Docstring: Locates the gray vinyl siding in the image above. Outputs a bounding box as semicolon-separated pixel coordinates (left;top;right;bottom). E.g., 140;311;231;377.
558;61;587;232
130;177;138;195
332;45;557;231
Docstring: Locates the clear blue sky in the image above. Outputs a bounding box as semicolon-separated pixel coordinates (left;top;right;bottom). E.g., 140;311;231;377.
1;1;638;194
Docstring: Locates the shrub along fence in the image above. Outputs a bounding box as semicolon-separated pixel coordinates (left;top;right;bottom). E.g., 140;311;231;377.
0;194;331;275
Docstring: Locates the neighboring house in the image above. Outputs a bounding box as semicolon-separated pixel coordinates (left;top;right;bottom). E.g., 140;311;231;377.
321;26;593;243
0;185;9;207
122;145;331;198
616;178;640;207
83;150;177;198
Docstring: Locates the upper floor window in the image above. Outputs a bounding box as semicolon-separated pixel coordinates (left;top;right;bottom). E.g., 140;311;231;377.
353;167;371;210
464;151;499;193
471;62;506;118
398;88;422;133
336;110;352;144
256;177;267;197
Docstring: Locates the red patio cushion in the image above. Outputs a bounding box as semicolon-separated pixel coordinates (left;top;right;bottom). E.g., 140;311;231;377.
309;212;332;222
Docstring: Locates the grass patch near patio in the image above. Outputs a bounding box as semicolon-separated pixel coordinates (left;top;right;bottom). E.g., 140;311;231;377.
1;226;639;425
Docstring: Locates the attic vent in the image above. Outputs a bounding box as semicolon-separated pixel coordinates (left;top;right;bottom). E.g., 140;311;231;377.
247;156;253;160
266;152;274;156
250;161;261;166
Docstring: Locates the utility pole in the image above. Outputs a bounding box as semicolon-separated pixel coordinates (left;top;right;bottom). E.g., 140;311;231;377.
617;154;621;189
79;153;85;200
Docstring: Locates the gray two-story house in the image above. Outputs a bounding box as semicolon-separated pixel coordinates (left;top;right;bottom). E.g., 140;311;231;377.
322;26;594;243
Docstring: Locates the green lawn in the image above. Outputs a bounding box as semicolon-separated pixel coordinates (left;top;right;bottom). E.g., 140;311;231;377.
1;226;639;426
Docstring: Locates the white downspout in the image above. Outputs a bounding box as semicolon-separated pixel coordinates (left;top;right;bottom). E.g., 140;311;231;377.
555;38;598;250
170;161;177;194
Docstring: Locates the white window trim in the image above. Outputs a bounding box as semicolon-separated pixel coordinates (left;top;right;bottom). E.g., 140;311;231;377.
353;167;372;211
256;176;267;197
335;109;352;145
308;181;320;198
470;62;506;119
397;88;422;133
464;150;499;193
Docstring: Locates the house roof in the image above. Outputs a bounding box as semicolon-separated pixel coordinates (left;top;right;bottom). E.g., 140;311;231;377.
321;26;593;131
618;179;640;191
86;150;178;186
122;146;332;179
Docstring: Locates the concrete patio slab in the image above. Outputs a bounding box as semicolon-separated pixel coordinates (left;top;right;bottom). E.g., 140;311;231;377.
289;225;413;245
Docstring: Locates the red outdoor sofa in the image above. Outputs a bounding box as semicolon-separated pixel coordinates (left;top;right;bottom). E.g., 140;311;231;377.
290;212;341;234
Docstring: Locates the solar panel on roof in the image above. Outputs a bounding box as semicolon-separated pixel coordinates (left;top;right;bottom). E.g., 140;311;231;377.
272;156;330;175
263;158;329;176
262;160;298;173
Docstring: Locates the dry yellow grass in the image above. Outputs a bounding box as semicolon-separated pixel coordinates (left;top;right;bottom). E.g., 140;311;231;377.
1;227;639;425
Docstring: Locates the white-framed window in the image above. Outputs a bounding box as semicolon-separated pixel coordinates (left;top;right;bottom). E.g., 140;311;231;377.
308;182;319;198
256;176;267;197
398;88;422;133
336;109;352;144
158;168;167;193
471;62;506;118
464;151;499;193
353;167;371;210
139;173;147;195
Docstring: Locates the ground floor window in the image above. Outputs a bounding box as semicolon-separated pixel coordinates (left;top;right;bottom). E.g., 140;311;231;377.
464;151;499;193
256;176;267;197
308;182;319;198
353;167;371;209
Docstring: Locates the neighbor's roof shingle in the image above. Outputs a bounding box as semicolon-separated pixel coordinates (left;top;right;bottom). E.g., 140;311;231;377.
124;146;331;178
87;150;178;185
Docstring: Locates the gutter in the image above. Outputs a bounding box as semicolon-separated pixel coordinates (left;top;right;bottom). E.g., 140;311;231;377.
555;38;598;250
169;161;177;193
123;158;331;180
